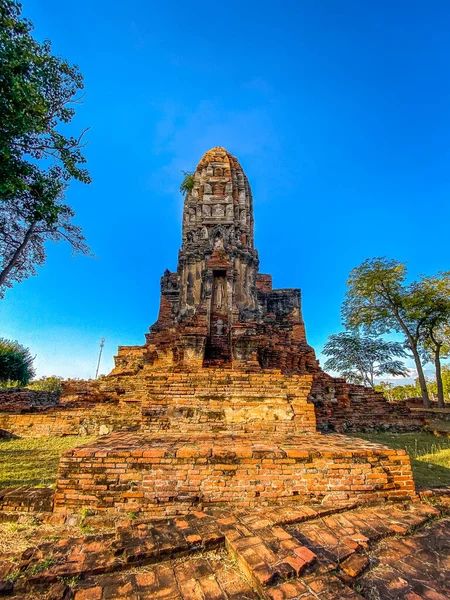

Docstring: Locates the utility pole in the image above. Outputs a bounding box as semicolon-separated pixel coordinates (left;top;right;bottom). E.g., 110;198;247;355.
95;337;105;379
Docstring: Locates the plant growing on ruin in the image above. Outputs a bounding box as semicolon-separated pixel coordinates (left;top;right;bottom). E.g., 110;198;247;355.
322;331;407;388
0;0;91;297
0;338;35;385
179;171;195;196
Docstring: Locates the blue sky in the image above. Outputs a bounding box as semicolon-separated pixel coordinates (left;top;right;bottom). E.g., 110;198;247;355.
1;0;450;379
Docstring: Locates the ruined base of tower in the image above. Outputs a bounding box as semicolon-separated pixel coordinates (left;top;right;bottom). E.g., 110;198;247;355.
51;360;421;516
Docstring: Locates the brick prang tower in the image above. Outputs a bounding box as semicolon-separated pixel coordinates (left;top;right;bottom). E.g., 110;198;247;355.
115;147;316;373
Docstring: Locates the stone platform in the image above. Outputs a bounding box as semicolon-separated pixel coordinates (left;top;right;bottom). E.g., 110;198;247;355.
54;432;416;515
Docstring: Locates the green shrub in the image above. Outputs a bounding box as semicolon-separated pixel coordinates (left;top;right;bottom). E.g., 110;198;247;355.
27;376;63;393
0;339;35;385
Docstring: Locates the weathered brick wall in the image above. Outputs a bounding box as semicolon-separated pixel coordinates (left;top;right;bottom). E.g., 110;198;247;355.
256;273;273;293
141;370;317;434
406;398;450;409
311;375;423;433
0;487;53;512
0;402;141;438
54;431;416;516
412;407;450;423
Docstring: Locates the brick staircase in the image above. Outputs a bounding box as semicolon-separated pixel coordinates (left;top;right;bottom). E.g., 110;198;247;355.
50;366;419;516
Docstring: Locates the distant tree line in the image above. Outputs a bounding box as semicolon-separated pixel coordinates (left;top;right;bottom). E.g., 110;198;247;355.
375;366;450;403
323;257;450;408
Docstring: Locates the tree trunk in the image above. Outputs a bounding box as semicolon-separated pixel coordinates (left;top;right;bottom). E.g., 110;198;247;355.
410;344;431;408
391;304;430;408
395;316;430;408
434;343;445;409
0;222;36;288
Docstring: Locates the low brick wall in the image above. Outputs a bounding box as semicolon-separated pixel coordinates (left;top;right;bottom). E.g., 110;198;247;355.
0;487;53;512
0;388;59;413
405;398;450;409
410;407;450;423
54;432;416;516
311;378;423;433
0;403;141;438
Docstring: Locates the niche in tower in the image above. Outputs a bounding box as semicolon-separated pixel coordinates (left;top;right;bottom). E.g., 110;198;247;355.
205;270;230;362
211;270;227;328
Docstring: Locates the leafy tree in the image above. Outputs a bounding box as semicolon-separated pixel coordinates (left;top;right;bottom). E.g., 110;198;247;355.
342;257;433;406
0;338;35;385
439;365;450;401
322;331;407;388
410;273;450;408
0;171;90;294
0;0;91;296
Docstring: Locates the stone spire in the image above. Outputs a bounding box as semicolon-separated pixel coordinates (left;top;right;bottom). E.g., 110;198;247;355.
177;147;259;320
181;147;254;251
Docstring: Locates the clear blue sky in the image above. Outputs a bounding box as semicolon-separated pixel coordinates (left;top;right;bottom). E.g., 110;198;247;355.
2;0;450;379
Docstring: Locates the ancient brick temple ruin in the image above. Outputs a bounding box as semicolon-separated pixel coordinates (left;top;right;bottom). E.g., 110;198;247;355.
5;148;450;600
1;148;422;518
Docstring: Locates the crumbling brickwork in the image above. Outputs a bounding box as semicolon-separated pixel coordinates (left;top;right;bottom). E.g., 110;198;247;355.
0;388;59;413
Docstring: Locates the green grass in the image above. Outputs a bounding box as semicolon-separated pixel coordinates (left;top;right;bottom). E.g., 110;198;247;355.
0;436;96;488
349;431;450;488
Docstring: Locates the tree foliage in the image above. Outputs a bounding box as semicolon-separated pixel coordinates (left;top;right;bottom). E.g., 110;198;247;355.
375;380;422;401
0;338;35;385
342;257;432;406
427;365;450;403
0;0;91;296
376;367;450;404
411;273;450;408
342;258;450;408
323;331;407;387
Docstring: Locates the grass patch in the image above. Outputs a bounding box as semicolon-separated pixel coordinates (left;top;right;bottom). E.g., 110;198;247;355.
29;556;55;575
349;431;450;488
0;436;96;488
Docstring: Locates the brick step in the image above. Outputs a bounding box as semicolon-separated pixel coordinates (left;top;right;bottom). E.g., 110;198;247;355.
222;517;317;590
0;487;54;513
54;432;416;516
218;502;440;599
143;380;312;389
202;359;233;369
144;391;310;399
